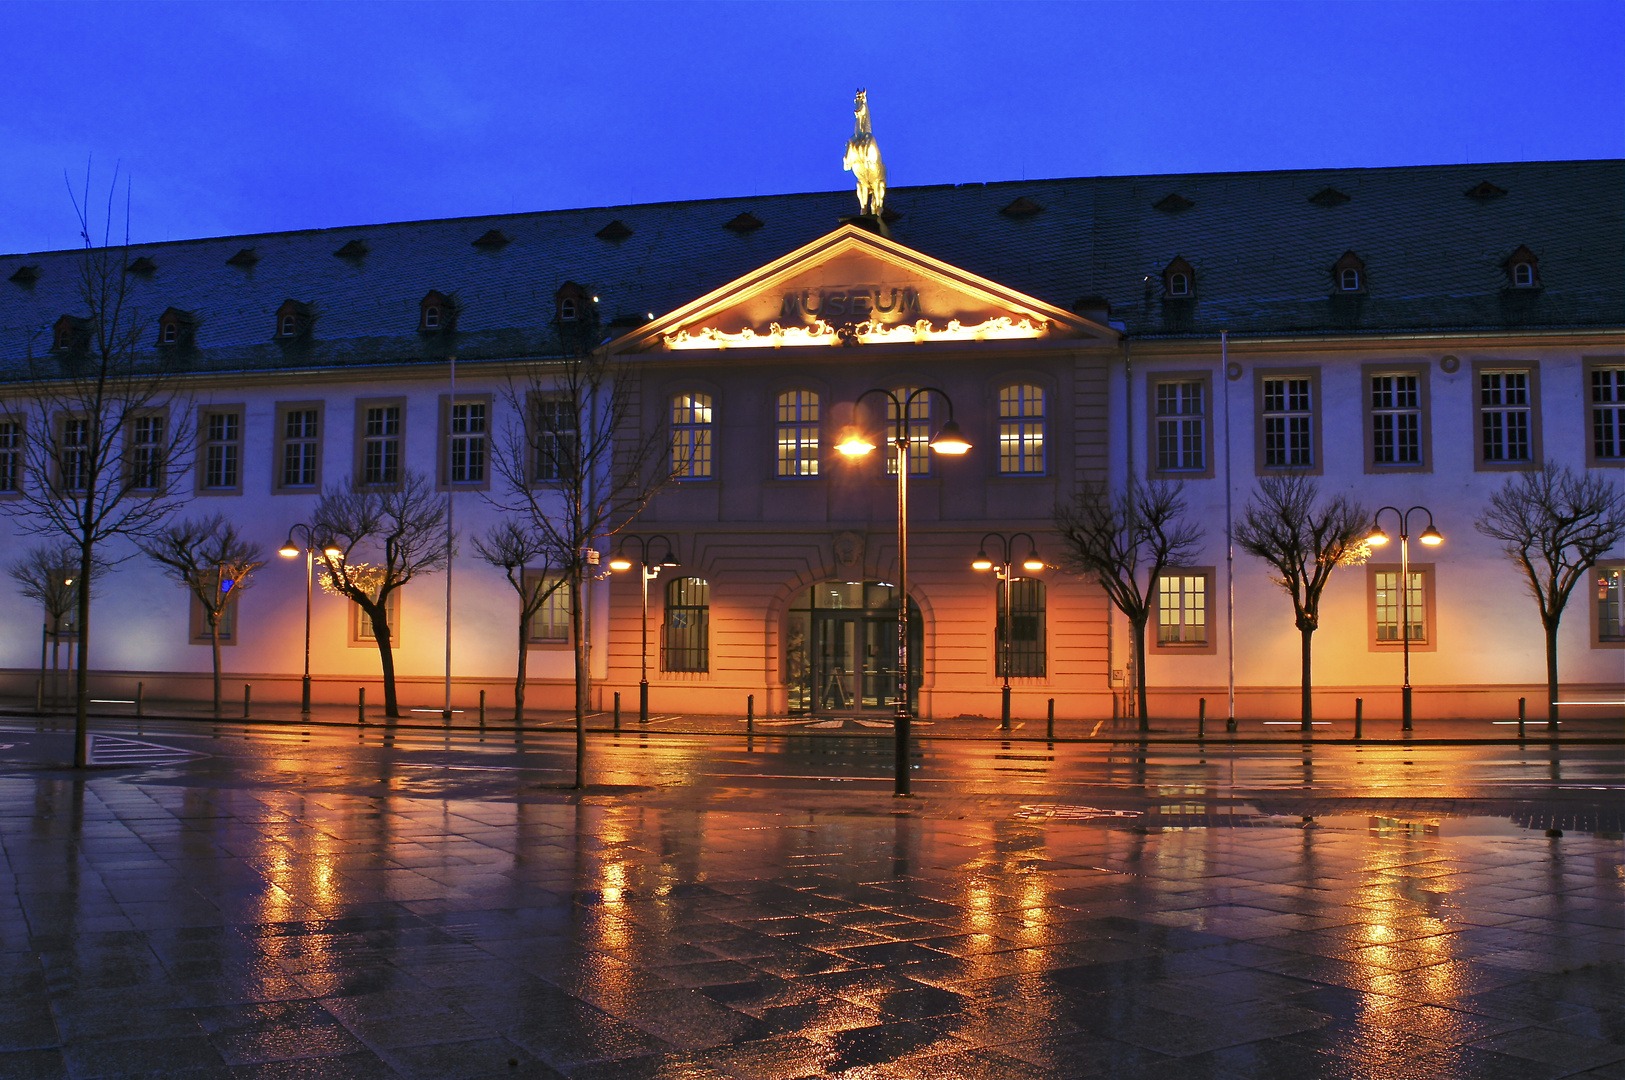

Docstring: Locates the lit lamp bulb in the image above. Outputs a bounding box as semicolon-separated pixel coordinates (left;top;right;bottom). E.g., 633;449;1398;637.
971;550;994;571
278;543;299;559
835;433;876;456
323;547;343;560
1022;549;1045;572
929;420;971;455
608;553;633;572
1366;525;1390;547
1419;524;1443;546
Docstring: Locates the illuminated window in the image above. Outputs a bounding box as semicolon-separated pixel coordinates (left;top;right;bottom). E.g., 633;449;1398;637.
351;590;400;647
1370;374;1421;466
1370;567;1432;646
528;577;571;644
1597;564;1624;644
1157;572;1209;646
1479;370;1531;464
671;392;713;479
995;578;1045;677
129;414;165;491
886;387;930;476
1155;380;1205;472
1262;376;1314;469
1592;366;1625;463
663;577;709;672
201;409;241;490
998;384;1045;475
776;389;820;477
0;417;22;494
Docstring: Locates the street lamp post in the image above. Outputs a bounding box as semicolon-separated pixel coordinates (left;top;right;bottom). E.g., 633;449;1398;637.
972;532;1045;730
608;535;676;724
1367;506;1443;732
279;524;341;716
836;387;970;797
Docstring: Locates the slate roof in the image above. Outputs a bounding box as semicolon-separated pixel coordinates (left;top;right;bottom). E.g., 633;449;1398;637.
2;160;1620;381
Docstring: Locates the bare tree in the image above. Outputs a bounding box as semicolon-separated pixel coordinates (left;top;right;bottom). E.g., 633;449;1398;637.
7;542;102;708
1055;480;1203;729
1475;463;1625;724
140;515;266;718
488;343;679;787
472;520;567;723
312;472;449;719
1234;475;1370;729
1;166;193;765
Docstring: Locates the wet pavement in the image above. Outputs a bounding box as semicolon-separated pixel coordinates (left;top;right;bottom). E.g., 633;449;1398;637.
1;719;1623;1078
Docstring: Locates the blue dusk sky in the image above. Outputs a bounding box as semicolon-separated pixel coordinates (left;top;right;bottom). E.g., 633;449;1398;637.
4;0;1621;256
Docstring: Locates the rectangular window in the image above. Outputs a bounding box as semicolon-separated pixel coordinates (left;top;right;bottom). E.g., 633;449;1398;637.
199;408;242;492
58;415;90;492
276;402;322;491
886;388;931;476
1368;564;1435;651
775;389;820;478
530;394;576;483
1363;365;1430;472
0;416;22;495
129;413;165;491
350;590;400;647
671;392;713;480
662;576;709;672
356;399;404;486
527;575;572;644
189;591;238;645
1262;377;1313;468
1476;365;1540;469
1156;381;1205;472
1156;572;1210;647
998;384;1045;475
994;578;1045;677
439;394;490;489
1589;362;1625;466
1594;563;1624;648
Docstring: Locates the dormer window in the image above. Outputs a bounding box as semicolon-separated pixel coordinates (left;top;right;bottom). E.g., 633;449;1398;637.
555;281;591;325
424;307;439;329
163;323;178;343
156;308;193;348
1169;273;1189;296
280;315;296;336
1340;268;1360;291
560;299;576;322
418;290;454;333
274;299;311;340
52;315;89;353
1332;251;1366;293
1503;245;1540;289
1161;257;1195;298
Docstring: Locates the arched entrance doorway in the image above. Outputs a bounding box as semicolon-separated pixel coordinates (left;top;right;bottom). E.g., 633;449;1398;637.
786;581;922;715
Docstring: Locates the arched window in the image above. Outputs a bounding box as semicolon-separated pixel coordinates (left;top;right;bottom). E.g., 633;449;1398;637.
1513;262;1533;287
996;578;1046;677
424;306;440;329
776;389;820;477
886;387;930;476
162;322;178;343
1340;267;1360;291
663;577;709;672
559;298;577;322
1169;273;1189;296
671;392;713;479
998;384;1045;475
280;314;296;336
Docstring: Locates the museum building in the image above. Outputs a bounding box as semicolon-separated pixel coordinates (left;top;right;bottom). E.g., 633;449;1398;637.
1;157;1622;721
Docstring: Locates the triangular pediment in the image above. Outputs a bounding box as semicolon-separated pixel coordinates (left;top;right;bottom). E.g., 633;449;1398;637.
609;224;1116;354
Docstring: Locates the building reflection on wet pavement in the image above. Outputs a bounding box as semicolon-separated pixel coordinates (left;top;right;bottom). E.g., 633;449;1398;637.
1;723;1623;1078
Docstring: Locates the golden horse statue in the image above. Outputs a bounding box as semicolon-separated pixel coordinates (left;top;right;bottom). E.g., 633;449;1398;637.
843;90;886;217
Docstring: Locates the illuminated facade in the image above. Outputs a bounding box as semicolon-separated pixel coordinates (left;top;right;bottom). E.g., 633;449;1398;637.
1;160;1621;720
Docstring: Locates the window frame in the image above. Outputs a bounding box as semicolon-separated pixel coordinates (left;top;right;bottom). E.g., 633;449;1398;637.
1592;560;1625;650
886;386;932;477
1147;370;1214;480
996;381;1047;477
1472;361;1542;471
189;589;240;646
437;393;492;492
195;404;244;495
353;397;406;488
55;412;91;493
1361;362;1432;475
670;390;714;481
1366;563;1437;653
527;391;578;485
125;408;169;495
1151;567;1217;655
994;576;1047;677
661;576;710;673
273;401;324;493
0;412;24;498
1253;367;1322;476
774;388;821;479
1584;357;1625;469
523;571;572;649
349;589;401;648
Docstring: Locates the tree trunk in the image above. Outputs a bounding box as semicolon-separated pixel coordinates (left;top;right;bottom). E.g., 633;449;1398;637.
73;541;92;768
1544;618;1561;726
1300;624;1315;730
209;611;223;720
370;603;400;719
514;612;528;724
1131;614;1149;732
571;569;586;789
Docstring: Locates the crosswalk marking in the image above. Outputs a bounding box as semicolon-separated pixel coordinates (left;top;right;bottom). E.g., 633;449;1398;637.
88;734;209;767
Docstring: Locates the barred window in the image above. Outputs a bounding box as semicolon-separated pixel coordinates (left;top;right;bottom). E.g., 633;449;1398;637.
1599;566;1624;642
1594;367;1625;461
280;407;320;489
995;577;1045;677
130;414;165;491
1480;371;1530;463
998;384;1045;475
886;387;930;476
776;390;820;477
671;392;713;479
0;418;21;493
662;576;709;672
1262;378;1313;468
1371;374;1421;465
1374;571;1427;643
532;395;576;482
360;404;400;485
202;410;240;489
449;401;486;484
1158;573;1208;645
1155;381;1205;472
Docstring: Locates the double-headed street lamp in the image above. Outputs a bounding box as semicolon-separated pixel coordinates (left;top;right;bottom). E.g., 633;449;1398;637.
609;535;677;724
972;532;1045;730
278;524;341;716
1367;506;1443;732
836;387;970;797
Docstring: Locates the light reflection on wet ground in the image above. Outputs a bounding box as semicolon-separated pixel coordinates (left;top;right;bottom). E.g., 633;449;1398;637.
0;721;1622;1078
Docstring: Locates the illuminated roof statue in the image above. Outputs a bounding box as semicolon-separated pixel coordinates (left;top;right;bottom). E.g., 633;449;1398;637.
842;90;886;217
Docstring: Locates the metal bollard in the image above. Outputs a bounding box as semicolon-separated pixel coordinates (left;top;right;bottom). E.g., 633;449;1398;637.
1047;698;1055;739
748;694;755;734
614;692;621;732
34;678;43;714
1355;697;1363;740
1198;697;1206;740
136;681;145;718
479;690;486;728
358;687;366;724
1518;697;1526;740
243;683;251;719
